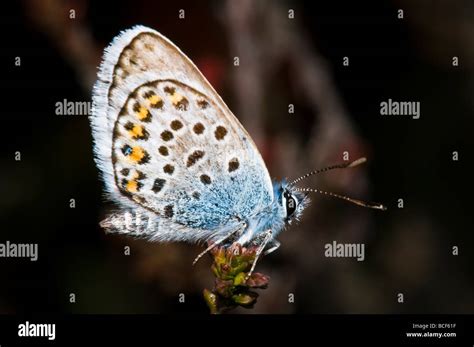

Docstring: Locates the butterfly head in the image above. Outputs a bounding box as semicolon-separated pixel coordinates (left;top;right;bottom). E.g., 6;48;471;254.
273;157;387;229
275;181;310;225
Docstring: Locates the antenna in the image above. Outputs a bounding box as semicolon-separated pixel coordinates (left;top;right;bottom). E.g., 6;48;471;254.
289;157;367;186
294;187;387;211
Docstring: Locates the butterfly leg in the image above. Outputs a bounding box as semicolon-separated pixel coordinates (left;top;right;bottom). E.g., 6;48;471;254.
264;239;280;256
192;221;246;266
246;229;273;280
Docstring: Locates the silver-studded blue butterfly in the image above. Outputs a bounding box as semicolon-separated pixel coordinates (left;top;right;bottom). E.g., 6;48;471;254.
90;26;385;273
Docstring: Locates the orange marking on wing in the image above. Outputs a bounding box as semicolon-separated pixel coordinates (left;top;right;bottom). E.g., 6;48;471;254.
170;92;184;105
128;124;144;138
126;180;138;192
148;94;162;106
129;146;145;162
136;106;149;120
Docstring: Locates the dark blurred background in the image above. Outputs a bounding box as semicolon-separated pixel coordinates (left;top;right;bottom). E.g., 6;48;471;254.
0;0;473;314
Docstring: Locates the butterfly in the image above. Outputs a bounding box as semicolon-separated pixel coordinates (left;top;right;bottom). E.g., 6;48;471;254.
90;25;386;275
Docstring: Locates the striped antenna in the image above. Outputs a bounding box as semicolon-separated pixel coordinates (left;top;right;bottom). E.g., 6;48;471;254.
294;187;387;211
289;157;367;186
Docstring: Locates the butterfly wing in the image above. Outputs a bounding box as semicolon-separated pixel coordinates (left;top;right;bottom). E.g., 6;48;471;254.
91;26;273;241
